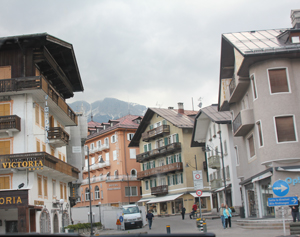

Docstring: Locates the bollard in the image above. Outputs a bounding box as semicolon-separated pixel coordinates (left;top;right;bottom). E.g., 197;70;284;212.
166;225;171;234
196;218;206;232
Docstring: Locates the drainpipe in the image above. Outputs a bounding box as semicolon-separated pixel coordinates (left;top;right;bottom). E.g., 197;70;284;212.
123;129;130;203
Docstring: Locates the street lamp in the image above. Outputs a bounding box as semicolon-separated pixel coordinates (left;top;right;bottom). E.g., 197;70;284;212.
86;146;94;236
205;130;227;205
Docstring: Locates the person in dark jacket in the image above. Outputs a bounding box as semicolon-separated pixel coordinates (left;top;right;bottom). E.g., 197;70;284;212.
289;195;300;222
190;203;197;219
146;210;154;229
181;206;186;220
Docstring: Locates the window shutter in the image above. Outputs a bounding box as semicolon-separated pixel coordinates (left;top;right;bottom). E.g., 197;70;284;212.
275;116;296;142
147;162;150;169
179;153;182;162
142;164;145;171
163;120;167;125
269;68;289;93
154;179;157;187
173;175;175;185
181;173;183;183
171;155;174;163
164;137;168;146
166;157;168;165
176;134;179;142
150;180;152;188
167;176;170;186
153;161;155;168
144;144;147;152
148;143;152;151
150;125;153;130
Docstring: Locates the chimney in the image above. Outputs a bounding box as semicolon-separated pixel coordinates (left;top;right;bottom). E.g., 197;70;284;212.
178;102;184;114
291;9;300;29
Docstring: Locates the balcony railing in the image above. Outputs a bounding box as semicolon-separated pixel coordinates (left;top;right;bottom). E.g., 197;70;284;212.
137;162;183;180
0;115;21;132
100;143;109;151
207;156;221;169
0;76;77;125
151;185;168;196
142;125;170;141
83;161;110;173
81;175;138;185
233;109;254;136
0;152;79;181
136;142;181;162
210;179;222;189
48;127;69;147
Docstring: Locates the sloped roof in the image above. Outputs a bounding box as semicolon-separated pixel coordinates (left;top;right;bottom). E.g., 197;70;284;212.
88;120;102;128
87;114;141;140
191;105;231;147
129;107;196;147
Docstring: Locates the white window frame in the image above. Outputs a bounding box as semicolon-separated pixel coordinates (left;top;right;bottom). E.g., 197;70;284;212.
104;137;109;145
129;149;136;159
234;145;239;166
131;169;137;177
273;114;298;144
90;143;94;150
95;186;100;199
127;133;134;141
113;150;117;160
111;134;117;143
158;158;165;166
169;175;174;186
97;140;101;148
267;67;291;95
85;188;90;201
91;157;95;165
145;180;149;190
246;133;256;161
174;154;180;163
105;153;110;161
256;120;264;148
125;186;138;197
250;74;258;101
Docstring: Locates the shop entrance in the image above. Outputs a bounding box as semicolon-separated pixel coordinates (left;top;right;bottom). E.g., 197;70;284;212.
6;221;18;233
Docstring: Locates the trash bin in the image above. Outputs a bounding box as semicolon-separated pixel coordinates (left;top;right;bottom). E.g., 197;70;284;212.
196;218;207;232
240;206;245;218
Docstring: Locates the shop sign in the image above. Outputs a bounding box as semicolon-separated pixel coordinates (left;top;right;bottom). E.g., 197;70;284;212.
285;177;300;186
0;190;28;208
34;200;44;206
45;95;49;144
2;159;43;169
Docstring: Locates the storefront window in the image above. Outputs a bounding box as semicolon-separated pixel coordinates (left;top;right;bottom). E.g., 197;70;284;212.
194;197;207;209
260;178;274;217
245;183;256;217
160;202;167;214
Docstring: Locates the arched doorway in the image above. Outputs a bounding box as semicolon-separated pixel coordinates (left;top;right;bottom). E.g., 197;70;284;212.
40;208;51;233
53;214;59;233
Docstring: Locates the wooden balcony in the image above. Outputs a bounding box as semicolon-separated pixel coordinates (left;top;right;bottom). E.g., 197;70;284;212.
142;125;170;142
0;115;21;134
151;185;168;196
0;152;79;181
211;179;222;189
137;162;183;180
48;127;69;147
0;76;77;126
136;142;181;162
233;109;254;137
207;155;221;169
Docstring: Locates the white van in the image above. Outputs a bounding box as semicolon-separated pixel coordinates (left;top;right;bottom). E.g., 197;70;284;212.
122;204;143;229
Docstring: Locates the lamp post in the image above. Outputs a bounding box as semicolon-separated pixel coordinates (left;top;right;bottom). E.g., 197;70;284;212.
86;146;94;236
206;130;227;205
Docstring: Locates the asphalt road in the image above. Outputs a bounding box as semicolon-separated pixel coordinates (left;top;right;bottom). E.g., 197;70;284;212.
98;215;291;237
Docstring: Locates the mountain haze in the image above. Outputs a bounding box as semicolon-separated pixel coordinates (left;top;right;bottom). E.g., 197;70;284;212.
69;98;147;123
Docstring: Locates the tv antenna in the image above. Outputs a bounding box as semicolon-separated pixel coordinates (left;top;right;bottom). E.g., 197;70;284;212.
198;97;203;108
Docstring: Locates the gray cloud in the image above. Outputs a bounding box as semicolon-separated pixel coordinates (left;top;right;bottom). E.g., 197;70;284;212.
0;0;298;110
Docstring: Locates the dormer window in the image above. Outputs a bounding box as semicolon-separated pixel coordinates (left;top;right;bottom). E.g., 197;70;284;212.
291;36;300;43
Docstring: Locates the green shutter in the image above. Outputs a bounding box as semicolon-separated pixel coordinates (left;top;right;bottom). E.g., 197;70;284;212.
154;179;157;187
144;144;147;152
150;125;153;130
143;163;145;171
164;137;168;146
173;175;175;185
163;120;167;125
148;143;152;151
147;162;150;170
166;157;168;165
179;153;182;162
153;161;155;168
176;134;179;142
171;155;174;163
150;180;152;188
167;176;170;186
181;173;183;183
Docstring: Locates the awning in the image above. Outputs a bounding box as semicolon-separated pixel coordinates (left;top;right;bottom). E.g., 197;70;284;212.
276;167;300;172
252;171;272;182
146;193;184;204
190;192;211;198
137;198;151;203
214;184;232;192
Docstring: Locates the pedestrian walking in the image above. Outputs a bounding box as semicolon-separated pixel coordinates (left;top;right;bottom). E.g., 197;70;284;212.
223;204;232;228
181;206;186;220
289;195;300;222
146;210;154;229
190;203;197;219
219;203;226;229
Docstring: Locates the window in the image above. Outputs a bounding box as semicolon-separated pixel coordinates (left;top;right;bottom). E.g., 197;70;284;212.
111;135;116;143
104;138;109;145
174;153;181;162
226;166;230;180
85;159;88;167
223;140;228;155
292;36;300;43
114;170;119;179
144;143;151;152
60;183;63;199
42;143;46;152
38;175;42;196
43;177;48;198
145;180;149;190
268;68;289;93
0;176;10;189
0;140;10;155
41;109;45;128
156;139;164;148
158;158;164;166
106;172;110;180
52;180;56;199
251;75;257;99
91;157;95;165
105;153;109;162
256;121;264;147
35;103;39;125
168;175;174;186
95;186;100;199
63;155;66;162
90;143;94;150
127;133;134;141
97;140;101;148
113;150;117;160
58;153;62;160
0;65;11;79
125;186;138;196
234;146;239;166
85;188;90;201
101;190;103;199
64;184;67;200
98;155;103;162
176;173;183;184
149;124;154;130
0;103;10;116
36;140;41;152
275;116;297;142
247;134;255;159
131;169;137;177
129;149;136;159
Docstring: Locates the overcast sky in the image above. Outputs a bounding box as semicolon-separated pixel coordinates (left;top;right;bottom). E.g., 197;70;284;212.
0;0;299;110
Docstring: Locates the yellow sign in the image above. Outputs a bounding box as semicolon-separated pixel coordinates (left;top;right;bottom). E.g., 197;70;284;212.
0;196;22;205
34;200;44;205
2;160;43;169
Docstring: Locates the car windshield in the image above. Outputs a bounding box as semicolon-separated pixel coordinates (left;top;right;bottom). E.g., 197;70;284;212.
123;207;139;214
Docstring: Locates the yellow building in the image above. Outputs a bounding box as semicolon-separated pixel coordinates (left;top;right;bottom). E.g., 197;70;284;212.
129;103;211;216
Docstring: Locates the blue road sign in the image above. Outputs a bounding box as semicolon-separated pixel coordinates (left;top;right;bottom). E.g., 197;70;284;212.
119;216;123;222
268;196;298;207
272;180;289;197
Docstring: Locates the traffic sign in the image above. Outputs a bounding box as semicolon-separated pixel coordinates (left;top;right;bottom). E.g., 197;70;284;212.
119;216;123;222
116;219;121;225
268;196;298;207
193;170;203;190
272;180;289;197
196;190;202;197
